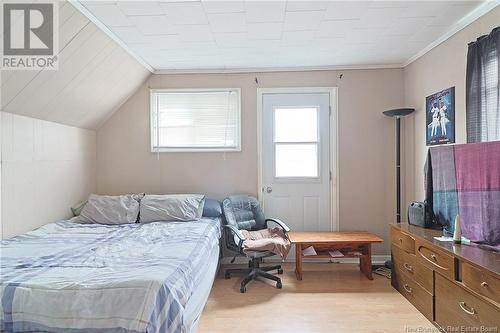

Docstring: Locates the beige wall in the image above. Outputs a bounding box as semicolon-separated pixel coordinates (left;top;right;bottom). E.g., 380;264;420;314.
403;7;500;206
97;69;405;255
1;112;97;238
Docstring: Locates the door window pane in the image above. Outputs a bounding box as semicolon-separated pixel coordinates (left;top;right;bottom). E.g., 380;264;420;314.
275;144;318;178
274;108;318;142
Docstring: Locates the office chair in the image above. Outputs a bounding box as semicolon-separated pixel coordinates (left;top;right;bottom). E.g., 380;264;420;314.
222;195;290;293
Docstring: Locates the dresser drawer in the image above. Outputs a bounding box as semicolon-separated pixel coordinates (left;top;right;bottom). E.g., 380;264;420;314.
391;228;415;254
462;262;500;305
435;273;499;331
416;239;455;280
392;245;433;294
394;267;433;321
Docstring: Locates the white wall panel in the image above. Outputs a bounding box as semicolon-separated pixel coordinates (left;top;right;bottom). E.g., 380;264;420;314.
1;113;97;239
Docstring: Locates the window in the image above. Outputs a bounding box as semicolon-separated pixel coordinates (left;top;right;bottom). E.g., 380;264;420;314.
274;107;319;178
150;89;241;152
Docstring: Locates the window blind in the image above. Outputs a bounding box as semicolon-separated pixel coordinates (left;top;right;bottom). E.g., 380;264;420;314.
151;89;241;151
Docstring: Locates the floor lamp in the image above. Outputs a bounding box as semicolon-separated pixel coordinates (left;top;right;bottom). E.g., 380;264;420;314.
383;108;415;268
383;108;415;223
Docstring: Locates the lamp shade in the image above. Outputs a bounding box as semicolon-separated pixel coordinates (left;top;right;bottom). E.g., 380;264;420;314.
383;108;415;117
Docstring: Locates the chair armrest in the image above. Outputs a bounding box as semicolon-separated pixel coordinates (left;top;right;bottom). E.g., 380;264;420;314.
223;225;246;249
266;218;291;232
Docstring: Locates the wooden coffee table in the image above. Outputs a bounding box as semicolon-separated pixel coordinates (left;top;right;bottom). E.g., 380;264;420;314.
288;231;383;280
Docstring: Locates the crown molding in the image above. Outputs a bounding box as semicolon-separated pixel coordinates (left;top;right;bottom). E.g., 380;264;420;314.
403;1;500;67
69;0;154;73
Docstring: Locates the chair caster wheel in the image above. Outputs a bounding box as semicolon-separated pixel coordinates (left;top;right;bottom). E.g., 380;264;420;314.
240;286;246;293
276;281;282;289
277;268;283;274
224;273;230;279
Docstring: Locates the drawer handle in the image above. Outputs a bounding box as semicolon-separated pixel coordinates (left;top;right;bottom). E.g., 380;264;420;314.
480;281;488;288
430;254;437;260
459;301;476;316
403;284;412;293
403;263;413;272
399;238;403;243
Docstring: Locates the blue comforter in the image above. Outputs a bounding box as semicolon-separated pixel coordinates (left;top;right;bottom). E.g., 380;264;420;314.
0;218;221;333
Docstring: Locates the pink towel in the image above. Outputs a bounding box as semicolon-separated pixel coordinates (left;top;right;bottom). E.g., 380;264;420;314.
241;227;291;259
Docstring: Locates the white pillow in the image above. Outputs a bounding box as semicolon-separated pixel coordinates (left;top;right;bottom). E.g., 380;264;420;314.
140;194;205;223
76;194;141;225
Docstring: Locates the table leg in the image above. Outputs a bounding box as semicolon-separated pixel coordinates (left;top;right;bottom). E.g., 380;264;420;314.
295;244;303;280
360;244;373;280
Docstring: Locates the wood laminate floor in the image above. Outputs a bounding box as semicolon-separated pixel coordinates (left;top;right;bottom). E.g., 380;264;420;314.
198;263;435;333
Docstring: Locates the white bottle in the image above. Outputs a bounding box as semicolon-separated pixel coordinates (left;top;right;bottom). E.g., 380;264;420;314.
453;214;462;244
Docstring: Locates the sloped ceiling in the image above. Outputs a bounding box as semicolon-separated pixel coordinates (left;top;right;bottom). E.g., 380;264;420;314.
0;1;151;130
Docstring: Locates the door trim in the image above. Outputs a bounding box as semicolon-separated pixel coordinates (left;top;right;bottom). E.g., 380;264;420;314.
257;87;338;232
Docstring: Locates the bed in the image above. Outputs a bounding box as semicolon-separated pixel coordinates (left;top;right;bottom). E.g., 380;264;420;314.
0;217;221;333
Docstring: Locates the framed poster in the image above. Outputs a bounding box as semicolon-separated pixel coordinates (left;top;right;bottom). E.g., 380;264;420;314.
426;87;455;146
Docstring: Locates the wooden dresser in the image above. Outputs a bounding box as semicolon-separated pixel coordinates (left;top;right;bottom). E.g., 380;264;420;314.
390;224;499;331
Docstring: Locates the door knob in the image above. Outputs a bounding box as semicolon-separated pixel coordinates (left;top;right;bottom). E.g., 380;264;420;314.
265;186;273;193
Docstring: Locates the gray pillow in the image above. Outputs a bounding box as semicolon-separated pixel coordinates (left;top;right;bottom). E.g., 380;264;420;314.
140;194;205;223
76;194;140;225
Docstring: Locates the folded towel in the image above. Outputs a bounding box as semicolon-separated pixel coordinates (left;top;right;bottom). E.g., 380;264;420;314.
241;227;291;259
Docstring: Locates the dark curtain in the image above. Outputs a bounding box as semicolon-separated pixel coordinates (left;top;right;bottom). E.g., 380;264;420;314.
466;27;500;143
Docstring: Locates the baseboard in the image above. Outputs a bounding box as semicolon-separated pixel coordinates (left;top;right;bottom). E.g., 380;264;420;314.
220;255;390;265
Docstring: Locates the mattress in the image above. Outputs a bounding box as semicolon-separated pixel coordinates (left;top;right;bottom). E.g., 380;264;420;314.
0;217;221;333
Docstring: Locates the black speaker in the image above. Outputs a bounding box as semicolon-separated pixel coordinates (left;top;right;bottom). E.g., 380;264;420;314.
408;201;433;228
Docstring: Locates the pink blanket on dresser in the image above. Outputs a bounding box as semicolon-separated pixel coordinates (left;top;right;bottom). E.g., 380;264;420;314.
241;227;291;259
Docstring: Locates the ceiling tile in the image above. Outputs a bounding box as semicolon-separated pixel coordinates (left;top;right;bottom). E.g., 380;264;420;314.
347;28;392;44
175;25;214;42
83;3;132;27
368;1;409;9
129;15;173;35
283;11;325;31
202;1;245;14
207;12;246;33
245;1;286;23
403;1;456;17
286;1;330;12
314;38;346;53
142;34;180;46
112;26;146;44
117;1;163;16
427;3;479;27
247;22;283;40
160;2;208;25
324;2;364;20
318;19;358;38
388;16;436;35
409;25;448;43
281;30;316;45
215;33;277;48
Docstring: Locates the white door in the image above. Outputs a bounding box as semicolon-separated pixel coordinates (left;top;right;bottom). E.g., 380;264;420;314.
261;91;334;232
